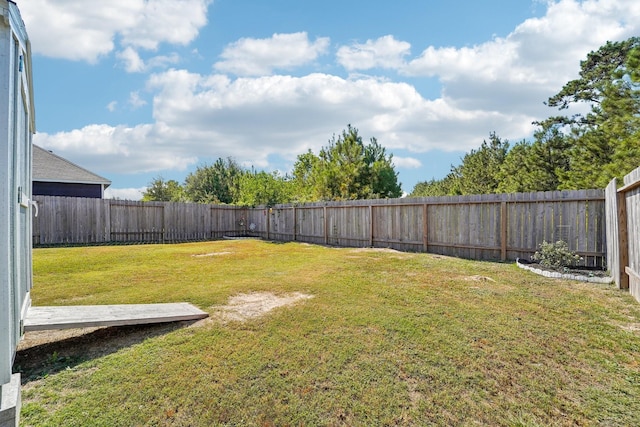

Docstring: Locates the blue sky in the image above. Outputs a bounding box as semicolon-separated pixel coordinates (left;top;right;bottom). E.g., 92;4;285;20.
15;0;640;200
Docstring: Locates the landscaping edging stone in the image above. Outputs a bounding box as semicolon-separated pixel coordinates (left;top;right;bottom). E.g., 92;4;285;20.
515;258;613;284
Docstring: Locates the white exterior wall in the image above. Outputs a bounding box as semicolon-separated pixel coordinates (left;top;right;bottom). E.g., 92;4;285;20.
0;0;35;393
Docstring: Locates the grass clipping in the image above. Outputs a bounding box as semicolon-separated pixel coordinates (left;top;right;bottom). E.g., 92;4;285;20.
211;292;313;323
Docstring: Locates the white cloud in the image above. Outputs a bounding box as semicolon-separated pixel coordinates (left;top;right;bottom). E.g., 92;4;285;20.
34;68;533;180
105;187;146;201
129;92;147;109
393;157;422;169
404;0;640;88
119;0;211;50
337;35;411;71
19;0;211;62
33;123;198;174
147;53;180;69
213;32;330;76
117;47;181;73
118;47;145;73
395;0;640;120
106;101;118;112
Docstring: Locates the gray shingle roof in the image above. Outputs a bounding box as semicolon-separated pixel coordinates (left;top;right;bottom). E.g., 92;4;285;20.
32;145;111;187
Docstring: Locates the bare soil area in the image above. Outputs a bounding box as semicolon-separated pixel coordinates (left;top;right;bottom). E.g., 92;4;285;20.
210;292;314;323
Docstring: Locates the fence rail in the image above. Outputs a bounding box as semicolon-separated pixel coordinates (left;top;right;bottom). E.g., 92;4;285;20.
606;166;640;302
33;189;606;266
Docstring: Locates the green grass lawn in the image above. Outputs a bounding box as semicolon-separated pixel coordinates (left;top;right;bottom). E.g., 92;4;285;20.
16;240;640;426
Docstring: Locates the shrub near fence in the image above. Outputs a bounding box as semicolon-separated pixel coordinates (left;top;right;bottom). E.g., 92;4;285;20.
33;190;606;266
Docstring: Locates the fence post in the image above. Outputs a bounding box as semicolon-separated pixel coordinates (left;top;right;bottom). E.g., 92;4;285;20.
266;208;270;241
369;205;374;247
500;201;508;261
617;190;630;289
323;206;328;245
293;207;297;241
422;203;428;253
161;204;165;244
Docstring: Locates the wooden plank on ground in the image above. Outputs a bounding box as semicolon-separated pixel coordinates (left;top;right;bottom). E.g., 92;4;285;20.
24;303;209;332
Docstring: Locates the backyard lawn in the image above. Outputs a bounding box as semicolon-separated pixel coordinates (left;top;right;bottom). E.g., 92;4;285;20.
15;240;640;426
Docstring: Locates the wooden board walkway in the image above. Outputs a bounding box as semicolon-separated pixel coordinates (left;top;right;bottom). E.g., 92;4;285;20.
24;303;209;332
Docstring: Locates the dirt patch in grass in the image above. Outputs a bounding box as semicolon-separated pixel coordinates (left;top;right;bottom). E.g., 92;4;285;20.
192;251;232;257
346;247;417;260
463;275;496;283
615;322;640;334
210;292;314;323
349;248;404;254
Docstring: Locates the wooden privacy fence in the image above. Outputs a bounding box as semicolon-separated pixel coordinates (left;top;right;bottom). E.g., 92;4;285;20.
34;190;606;266
246;190;605;266
32;197;248;245
606;165;640;302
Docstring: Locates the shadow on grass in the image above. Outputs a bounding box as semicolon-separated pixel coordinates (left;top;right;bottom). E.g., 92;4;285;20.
13;321;197;384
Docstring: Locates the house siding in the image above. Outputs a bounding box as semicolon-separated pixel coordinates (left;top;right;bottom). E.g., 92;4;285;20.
33;181;103;198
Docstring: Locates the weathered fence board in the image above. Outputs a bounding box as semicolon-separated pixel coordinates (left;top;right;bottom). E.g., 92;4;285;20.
606;166;640;302
33;196;110;244
622;168;640;301
33;190;606;266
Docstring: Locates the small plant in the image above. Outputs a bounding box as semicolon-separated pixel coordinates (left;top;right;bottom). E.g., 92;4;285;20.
47;351;60;364
532;240;582;270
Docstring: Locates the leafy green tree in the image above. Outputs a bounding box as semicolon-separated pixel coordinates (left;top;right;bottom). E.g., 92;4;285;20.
365;137;403;198
497;126;571;193
142;177;185;202
546;37;640;113
316;125;370;200
291;150;321;202
543;37;640;188
528;125;571;190
236;169;293;207
410;133;507;197
496;140;535;193
627;46;640;82
294;125;402;201
453;132;509;195
184;157;243;204
409;173;460;197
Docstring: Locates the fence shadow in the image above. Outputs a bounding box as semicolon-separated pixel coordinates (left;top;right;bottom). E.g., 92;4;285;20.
13;321;197;384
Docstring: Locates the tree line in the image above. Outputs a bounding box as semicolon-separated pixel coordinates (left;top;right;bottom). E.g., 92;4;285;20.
142;125;402;205
411;36;640;197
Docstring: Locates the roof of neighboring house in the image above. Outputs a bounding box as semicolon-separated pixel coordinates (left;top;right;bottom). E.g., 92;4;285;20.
33;145;111;188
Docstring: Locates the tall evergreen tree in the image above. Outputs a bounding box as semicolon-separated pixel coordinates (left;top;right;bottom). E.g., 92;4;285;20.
184;157;243;204
543;37;640;188
409;173;460;197
453;132;509;195
496;141;534;193
294;125;402;201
